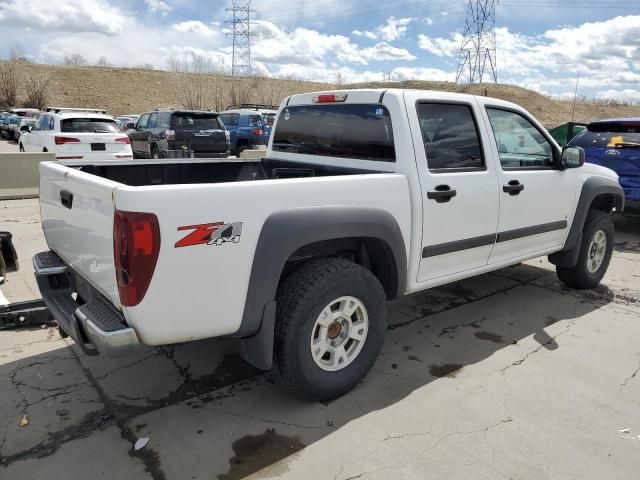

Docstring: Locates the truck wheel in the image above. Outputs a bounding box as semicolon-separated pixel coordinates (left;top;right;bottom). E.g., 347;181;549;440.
273;258;387;401
556;210;614;290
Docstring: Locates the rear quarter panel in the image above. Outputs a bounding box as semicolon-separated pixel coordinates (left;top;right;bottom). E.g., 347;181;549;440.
114;174;411;345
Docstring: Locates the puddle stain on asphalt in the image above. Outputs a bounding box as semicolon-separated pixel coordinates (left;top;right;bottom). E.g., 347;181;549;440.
429;364;464;378
218;428;305;480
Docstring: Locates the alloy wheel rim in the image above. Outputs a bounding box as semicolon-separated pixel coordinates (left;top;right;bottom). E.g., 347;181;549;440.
310;296;369;372
587;229;607;273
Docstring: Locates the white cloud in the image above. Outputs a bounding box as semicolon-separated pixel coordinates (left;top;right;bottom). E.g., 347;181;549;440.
362;42;417;62
595;89;640;103
0;0;126;36
417;15;640;91
250;21;415;67
417;33;461;57
172;21;216;37
353;16;414;42
145;0;172;17
352;30;378;40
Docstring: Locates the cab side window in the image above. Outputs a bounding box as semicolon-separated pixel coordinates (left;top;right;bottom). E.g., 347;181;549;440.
486;108;554;169
137;114;150;129
33;115;47;131
147;113;158;129
417;103;484;171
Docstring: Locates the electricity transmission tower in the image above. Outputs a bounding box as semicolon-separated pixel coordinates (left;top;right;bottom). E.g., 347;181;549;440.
226;1;255;76
455;0;498;84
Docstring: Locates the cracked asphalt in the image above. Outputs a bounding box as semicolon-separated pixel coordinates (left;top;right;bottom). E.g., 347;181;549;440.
1;198;640;480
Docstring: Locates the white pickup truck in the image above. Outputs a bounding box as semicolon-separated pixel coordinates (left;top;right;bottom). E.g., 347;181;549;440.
34;89;624;400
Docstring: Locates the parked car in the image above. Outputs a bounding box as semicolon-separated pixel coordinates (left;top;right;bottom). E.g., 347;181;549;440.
115;115;140;130
19;107;133;160
0;114;19;139
219;104;278;156
9;108;40;118
128;109;229;159
33;89;623;401
569;118;639;215
11;117;37;142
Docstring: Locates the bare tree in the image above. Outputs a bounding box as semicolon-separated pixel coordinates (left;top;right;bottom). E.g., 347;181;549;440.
96;56;110;67
0;56;18;108
23;73;51;109
168;52;213;110
63;54;87;67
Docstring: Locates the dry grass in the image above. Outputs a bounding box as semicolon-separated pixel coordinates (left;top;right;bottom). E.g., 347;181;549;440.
4;62;640;128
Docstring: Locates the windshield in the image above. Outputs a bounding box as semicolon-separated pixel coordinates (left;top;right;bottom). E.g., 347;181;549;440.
61;118;119;133
172;114;221;130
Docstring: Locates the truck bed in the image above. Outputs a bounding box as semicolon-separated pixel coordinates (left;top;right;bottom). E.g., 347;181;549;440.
75;158;380;186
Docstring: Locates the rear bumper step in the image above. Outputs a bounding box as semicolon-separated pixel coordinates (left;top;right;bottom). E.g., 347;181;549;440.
34;251;140;356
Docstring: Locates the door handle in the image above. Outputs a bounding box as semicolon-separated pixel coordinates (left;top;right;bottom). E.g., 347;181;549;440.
503;180;524;196
60;190;73;209
427;185;457;203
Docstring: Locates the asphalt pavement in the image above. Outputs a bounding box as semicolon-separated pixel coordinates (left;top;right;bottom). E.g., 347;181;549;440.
1;198;639;480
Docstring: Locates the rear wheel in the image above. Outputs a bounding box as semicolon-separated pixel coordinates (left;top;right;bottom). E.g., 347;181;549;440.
273;258;387;401
556;210;614;289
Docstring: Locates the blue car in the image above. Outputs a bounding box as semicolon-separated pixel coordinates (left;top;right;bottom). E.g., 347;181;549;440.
569;118;640;215
219;104;278;156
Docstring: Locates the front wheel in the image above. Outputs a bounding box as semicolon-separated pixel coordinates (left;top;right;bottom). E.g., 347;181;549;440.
556;210;614;289
273;258;387;401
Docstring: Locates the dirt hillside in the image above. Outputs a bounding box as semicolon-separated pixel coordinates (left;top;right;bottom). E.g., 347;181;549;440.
7;62;640;128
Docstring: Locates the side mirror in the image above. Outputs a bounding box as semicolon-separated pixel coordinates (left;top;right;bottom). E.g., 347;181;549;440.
126;122;136;130
20;125;30;132
559;145;585;169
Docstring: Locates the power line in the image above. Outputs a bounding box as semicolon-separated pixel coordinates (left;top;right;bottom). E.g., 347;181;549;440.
456;0;498;84
226;1;256;77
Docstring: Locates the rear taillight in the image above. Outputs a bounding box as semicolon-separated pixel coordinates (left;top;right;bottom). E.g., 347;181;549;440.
115;136;131;144
253;128;264;136
164;129;176;141
113;210;161;307
55;136;81;145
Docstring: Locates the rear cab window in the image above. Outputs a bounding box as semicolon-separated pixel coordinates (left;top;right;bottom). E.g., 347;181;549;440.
172;113;222;131
61;118;119;133
272;103;396;161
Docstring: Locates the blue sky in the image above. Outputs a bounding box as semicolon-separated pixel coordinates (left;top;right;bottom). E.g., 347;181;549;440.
0;0;639;102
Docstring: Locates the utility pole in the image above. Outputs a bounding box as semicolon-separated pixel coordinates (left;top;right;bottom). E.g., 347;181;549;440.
455;0;498;84
226;1;255;77
571;71;580;121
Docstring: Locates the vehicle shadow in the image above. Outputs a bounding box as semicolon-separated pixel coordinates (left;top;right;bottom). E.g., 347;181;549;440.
0;262;621;477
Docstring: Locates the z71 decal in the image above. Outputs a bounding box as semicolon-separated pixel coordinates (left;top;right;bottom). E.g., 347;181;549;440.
175;222;243;248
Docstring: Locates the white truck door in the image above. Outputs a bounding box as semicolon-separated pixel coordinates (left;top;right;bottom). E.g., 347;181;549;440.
480;105;577;264
404;93;500;282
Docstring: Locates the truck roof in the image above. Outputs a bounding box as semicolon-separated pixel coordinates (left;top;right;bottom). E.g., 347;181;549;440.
285;88;521;111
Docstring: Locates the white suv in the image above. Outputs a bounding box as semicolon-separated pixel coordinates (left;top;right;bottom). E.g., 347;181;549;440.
19;108;133;160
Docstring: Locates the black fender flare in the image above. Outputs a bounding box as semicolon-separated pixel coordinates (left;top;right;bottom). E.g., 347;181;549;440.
238;206;407;369
549;176;624;268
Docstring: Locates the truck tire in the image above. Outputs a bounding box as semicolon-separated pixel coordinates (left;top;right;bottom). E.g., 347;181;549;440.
556;210;614;290
273;257;387;401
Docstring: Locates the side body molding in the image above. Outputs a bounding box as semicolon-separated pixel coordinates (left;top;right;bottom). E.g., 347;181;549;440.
549;176;624;268
238;207;408;369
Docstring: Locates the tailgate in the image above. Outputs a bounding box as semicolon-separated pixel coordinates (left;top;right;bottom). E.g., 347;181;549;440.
177;129;228;153
39;161;122;305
